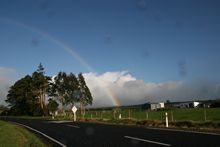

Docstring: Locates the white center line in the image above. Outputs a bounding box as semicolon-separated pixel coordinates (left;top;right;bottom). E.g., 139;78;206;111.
11;122;66;147
145;127;220;136
124;136;172;146
66;124;80;128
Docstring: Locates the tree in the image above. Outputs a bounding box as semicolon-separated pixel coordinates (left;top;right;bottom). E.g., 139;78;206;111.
6;75;38;115
78;73;93;117
65;73;80;106
5;64;93;117
47;98;59;114
51;71;67;112
37;63;45;74
32;63;50;112
51;72;80;111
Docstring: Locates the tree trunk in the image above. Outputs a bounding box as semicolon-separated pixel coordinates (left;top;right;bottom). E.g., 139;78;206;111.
80;102;83;118
80;102;86;119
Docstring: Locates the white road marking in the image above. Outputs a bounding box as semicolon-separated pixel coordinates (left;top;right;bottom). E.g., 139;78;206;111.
47;120;73;123
124;136;172;146
145;127;220;136
11;122;66;147
66;124;80;128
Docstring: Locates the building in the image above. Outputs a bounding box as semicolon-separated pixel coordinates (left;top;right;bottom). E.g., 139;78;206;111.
150;102;165;110
168;101;200;108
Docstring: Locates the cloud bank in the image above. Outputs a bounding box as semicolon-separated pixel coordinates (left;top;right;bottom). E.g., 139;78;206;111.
83;71;220;107
0;67;15;105
1;69;220;108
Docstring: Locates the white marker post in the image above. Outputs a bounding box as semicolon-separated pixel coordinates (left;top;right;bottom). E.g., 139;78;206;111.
119;114;122;119
165;112;169;128
72;106;77;122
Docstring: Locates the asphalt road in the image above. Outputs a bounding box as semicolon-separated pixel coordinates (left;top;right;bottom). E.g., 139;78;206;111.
1;117;220;147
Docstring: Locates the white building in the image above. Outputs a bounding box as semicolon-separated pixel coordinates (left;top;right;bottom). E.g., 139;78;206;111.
150;102;165;110
171;101;200;108
193;101;200;107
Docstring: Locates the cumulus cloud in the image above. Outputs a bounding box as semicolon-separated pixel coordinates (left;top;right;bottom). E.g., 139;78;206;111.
0;67;15;105
83;71;220;107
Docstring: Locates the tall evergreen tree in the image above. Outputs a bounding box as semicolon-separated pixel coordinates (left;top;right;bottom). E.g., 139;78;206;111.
6;75;38;115
32;63;50;111
65;73;80;106
78;73;93;117
51;72;80;109
51;71;67;112
47;98;59;114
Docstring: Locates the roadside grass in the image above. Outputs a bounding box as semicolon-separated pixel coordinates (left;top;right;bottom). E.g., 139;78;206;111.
0;120;46;147
3;108;220;133
12;115;51;120
75;108;220;132
81;108;220;122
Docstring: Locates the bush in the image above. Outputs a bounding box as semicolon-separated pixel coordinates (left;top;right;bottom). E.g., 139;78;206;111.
172;121;194;128
136;120;164;127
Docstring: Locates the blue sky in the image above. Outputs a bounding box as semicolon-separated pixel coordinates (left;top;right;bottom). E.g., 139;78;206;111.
0;0;220;106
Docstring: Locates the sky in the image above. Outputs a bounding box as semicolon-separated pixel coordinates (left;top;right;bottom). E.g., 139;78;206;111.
0;0;220;107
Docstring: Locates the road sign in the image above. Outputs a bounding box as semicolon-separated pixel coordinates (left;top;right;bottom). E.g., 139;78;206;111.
72;106;77;122
72;106;77;113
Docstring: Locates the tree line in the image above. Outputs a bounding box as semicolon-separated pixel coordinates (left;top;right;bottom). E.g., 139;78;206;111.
5;63;93;116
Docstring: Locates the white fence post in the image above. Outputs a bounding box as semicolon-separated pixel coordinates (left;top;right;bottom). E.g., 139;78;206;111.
165;112;169;128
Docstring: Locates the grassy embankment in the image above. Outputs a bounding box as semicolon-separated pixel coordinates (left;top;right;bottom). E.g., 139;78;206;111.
0;120;46;147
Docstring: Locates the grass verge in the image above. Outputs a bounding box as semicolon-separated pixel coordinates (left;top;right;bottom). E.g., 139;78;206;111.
76;118;220;134
0;120;46;147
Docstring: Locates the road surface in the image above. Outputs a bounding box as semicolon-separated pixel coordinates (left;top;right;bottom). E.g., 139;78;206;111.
1;117;220;147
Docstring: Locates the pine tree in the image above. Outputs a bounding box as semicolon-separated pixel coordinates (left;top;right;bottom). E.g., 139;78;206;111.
32;63;50;112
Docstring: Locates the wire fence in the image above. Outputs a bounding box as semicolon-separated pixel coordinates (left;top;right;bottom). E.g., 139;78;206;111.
63;108;220;122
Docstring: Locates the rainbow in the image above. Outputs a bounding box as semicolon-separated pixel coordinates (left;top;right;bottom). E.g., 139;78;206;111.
0;17;121;107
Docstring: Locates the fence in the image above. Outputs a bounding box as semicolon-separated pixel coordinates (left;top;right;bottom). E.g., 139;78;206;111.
70;108;220;122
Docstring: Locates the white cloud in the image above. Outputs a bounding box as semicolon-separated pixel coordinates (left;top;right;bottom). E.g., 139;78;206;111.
83;71;220;107
0;67;16;105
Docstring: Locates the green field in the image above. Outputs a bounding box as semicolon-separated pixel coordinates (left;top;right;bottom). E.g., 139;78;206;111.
79;108;220;122
0;120;46;147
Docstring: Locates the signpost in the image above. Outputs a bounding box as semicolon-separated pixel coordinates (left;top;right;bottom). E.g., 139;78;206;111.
72;106;77;122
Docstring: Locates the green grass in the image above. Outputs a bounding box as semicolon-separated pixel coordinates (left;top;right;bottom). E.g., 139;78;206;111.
79;108;220;122
0;120;46;147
